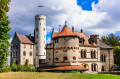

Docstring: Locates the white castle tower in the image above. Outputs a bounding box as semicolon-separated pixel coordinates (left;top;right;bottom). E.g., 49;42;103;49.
35;15;46;67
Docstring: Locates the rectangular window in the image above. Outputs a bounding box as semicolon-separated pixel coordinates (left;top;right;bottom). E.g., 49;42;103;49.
13;52;16;57
30;52;32;56
43;28;45;31
55;39;58;43
36;28;38;31
36;47;38;50
49;53;51;60
57;39;58;43
24;44;26;48
30;45;31;49
36;35;38;38
23;51;26;56
16;51;17;56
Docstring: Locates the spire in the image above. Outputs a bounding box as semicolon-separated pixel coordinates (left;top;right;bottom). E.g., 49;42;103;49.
59;25;61;32
64;21;68;27
80;28;83;33
72;26;74;31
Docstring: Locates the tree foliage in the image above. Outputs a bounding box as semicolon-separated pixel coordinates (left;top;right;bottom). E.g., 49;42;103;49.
101;33;120;46
114;46;120;65
25;59;29;66
0;0;11;68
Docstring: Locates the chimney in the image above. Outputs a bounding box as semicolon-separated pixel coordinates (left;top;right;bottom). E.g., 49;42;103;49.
90;35;99;46
80;28;83;33
29;34;31;39
72;26;74;31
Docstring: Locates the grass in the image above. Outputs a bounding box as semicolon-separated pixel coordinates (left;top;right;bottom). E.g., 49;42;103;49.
0;72;120;79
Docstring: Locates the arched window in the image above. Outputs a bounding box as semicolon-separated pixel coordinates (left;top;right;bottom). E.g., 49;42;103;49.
73;56;76;60
91;63;98;71
29;51;32;56
91;51;93;58
84;50;87;58
55;57;59;61
63;56;68;61
91;50;96;58
81;50;87;58
81;50;83;58
23;51;26;56
104;55;106;61
93;51;96;58
100;54;106;62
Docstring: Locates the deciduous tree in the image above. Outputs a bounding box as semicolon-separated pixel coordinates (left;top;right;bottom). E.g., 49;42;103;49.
0;0;11;68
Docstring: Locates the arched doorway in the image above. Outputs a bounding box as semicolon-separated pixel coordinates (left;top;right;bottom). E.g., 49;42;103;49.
101;66;105;72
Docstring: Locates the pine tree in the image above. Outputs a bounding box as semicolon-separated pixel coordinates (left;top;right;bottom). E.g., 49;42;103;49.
0;0;11;68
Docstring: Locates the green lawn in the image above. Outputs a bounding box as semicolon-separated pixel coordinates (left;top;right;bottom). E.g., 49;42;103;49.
0;72;120;79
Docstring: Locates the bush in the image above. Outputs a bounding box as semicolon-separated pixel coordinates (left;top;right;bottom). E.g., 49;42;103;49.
0;61;37;72
10;61;18;71
25;59;29;66
0;66;11;73
70;70;79;73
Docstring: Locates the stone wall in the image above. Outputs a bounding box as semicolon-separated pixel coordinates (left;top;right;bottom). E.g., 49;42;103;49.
20;44;34;65
46;36;102;72
11;37;20;64
100;49;114;72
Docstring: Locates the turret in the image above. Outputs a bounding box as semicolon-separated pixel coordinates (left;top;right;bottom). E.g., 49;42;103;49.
35;15;46;67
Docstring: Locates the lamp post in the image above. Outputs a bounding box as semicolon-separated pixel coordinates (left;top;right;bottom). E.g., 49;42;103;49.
53;39;55;67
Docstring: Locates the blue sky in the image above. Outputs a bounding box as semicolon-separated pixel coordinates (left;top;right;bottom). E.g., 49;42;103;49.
77;0;98;11
8;0;120;43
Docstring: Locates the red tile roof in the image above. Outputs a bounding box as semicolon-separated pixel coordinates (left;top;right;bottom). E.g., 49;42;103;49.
17;34;34;44
38;65;88;71
53;27;77;38
52;31;97;46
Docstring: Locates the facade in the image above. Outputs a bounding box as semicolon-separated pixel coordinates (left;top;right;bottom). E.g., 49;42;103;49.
11;15;114;73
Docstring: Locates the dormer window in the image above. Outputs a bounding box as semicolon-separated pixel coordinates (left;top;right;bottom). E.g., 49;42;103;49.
89;38;94;45
79;38;85;45
55;38;58;43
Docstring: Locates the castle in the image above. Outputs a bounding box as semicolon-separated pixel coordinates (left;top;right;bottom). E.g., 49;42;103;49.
11;15;114;73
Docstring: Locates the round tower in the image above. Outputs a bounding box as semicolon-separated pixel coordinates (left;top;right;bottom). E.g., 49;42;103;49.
35;15;46;67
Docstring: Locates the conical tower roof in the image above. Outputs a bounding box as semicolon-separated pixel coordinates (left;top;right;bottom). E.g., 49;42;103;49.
54;21;77;38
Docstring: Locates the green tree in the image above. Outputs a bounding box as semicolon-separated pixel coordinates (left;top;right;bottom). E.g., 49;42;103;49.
101;33;120;46
114;46;120;65
25;59;29;66
0;0;11;68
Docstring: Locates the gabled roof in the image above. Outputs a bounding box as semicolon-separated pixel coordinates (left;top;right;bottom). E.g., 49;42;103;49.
99;40;113;49
16;33;35;44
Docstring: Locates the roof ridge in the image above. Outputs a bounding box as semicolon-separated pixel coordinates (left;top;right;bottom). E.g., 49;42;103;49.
16;33;22;43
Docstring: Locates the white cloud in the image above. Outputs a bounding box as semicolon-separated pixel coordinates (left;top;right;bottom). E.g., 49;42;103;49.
91;0;120;35
8;0;120;38
46;37;51;44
